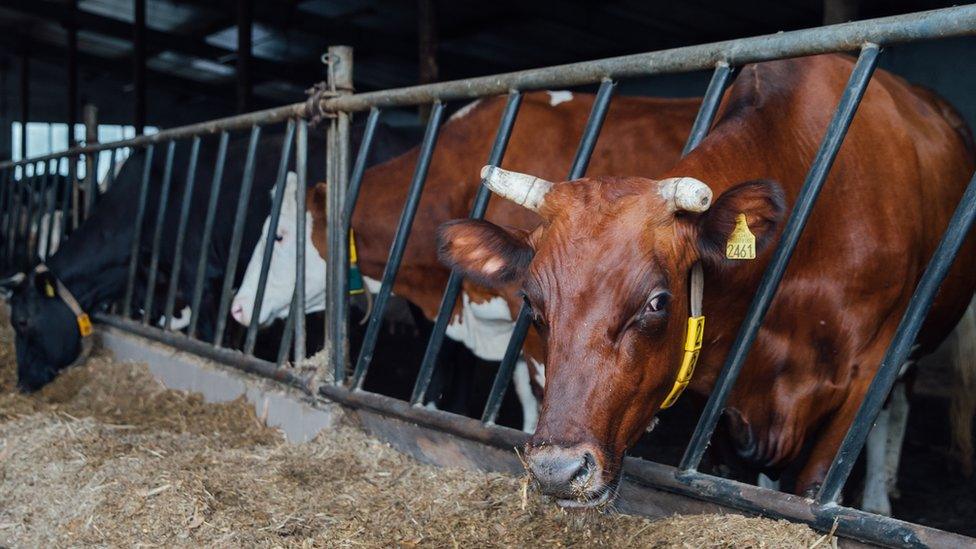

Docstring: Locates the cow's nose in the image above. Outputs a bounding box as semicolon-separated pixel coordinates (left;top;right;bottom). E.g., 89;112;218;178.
526;445;595;496
231;301;250;326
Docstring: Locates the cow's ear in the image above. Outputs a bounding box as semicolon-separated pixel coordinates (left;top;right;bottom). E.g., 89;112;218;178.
696;179;786;267
438;219;533;290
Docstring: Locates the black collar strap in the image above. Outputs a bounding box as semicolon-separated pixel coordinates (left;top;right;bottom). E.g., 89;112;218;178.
34;264;94;365
660;261;705;409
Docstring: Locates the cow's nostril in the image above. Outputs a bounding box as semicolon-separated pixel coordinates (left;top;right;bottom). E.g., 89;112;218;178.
571;452;595;485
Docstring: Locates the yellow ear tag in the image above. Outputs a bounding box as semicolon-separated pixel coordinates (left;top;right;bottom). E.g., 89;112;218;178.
44;282;56;298
726;213;756;260
77;314;93;337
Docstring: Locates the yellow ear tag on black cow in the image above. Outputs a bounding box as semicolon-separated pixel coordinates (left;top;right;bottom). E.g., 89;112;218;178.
726;213;756;260
76;314;93;338
44;282;56;298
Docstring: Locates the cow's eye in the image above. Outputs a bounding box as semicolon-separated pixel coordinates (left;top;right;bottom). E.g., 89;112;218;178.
646;292;670;313
275;233;284;243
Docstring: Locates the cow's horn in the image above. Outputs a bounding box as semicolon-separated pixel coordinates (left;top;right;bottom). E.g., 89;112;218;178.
658;177;713;213
480;165;553;212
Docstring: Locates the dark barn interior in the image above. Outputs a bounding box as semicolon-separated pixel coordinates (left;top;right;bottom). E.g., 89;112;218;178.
2;0;976;542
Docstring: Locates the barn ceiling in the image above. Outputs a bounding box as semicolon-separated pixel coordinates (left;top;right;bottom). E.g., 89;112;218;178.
0;0;961;127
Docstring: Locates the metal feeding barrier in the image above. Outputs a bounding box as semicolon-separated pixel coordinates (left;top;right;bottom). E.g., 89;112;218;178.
1;6;976;547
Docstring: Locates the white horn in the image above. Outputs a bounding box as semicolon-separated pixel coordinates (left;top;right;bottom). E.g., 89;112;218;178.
658;177;713;213
480;165;553;212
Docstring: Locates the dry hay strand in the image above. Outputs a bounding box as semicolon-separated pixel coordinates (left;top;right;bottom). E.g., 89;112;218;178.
0;307;833;547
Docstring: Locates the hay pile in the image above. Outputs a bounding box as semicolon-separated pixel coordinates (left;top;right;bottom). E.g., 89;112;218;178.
0;312;833;547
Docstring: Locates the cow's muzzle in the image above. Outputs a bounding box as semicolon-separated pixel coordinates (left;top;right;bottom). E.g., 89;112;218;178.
525;443;614;507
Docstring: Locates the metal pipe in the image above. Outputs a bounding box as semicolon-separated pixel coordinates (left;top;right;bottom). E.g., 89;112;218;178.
277;290;298;367
325;45;354;384
294;119;307;363
412;91;523;406
83;104;98;219
0;102;310;169
141;140;176;325
319;6;976;113
133;0;146;135
95;312;310;390
682;61;734;156
350;101;445;388
680;43;882;471
481;300;533;423
7;6;976;172
121;145;154;318
41;159;59;260
816;169;976;504
342;107;381;230
244;119;296;355
56;157;71;246
489;79;616;406
188;132;229;339
213;125;262;347
163;136;201;331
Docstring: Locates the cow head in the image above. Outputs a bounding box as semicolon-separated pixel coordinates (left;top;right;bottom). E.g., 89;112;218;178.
438;167;785;506
232;172;325;327
5;269;84;391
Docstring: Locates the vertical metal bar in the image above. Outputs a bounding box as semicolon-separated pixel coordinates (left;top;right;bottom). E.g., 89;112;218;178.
482;299;533;424
682;61;733;156
83;104;98;219
680;43;881;472
411;91;524;406
350;101;445;388
42;159;59;260
816;170;976;504
342;107;381;230
277;290;299;367
163;136;201;330
244;119;296;355
293;119;308;363
325;45;354;386
480;79;616;411
213;125;262;347
5;178;17;265
106;147;118;191
57;156;72;244
19;47;28;161
141;140;176;325
23;162;41;266
188;131;229;339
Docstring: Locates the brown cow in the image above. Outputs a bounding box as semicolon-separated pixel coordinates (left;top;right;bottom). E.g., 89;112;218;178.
438;54;976;507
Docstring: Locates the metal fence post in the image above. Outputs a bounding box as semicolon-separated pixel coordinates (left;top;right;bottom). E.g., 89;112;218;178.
325;45;354;386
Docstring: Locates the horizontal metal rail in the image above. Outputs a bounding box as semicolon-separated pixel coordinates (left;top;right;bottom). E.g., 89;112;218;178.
319;6;976;112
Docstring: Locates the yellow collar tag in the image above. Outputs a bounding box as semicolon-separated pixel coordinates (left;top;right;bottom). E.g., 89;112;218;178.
661;315;705;409
726;213;756;260
77;313;93;338
349;229;359;264
44;282;56;298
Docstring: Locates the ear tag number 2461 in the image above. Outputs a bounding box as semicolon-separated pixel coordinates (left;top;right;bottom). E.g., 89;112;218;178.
726;213;756;260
